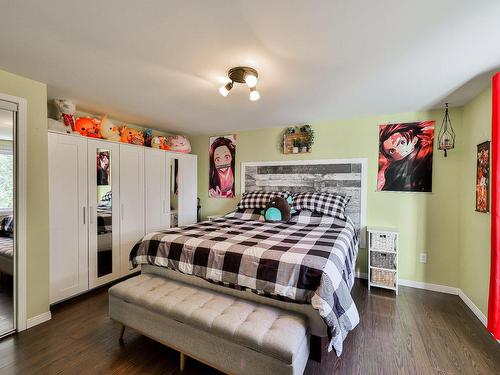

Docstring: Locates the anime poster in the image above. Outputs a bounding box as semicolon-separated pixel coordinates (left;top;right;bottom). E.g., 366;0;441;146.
97;150;110;186
377;121;435;192
209;135;236;198
476;141;490;213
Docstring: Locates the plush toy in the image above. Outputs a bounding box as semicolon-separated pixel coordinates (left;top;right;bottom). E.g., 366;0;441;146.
119;126;145;145
165;135;191;153
48;118;74;134
262;196;292;223
151;136;166;149
99;116;121;142
75;117;101;138
143;128;153;147
54;99;76;132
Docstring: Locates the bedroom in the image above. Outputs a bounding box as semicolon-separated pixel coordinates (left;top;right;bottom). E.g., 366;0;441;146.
0;1;499;374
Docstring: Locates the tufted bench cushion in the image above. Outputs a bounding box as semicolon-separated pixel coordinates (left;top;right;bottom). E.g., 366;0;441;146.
109;274;308;366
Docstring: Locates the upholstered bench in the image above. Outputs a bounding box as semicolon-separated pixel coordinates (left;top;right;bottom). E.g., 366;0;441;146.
109;274;310;375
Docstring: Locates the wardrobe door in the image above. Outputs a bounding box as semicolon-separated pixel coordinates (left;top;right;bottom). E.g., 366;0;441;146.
88;139;121;288
144;148;170;233
49;133;88;303
177;154;198;226
119;144;144;276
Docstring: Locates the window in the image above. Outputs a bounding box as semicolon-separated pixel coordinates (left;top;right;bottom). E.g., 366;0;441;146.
0;153;13;209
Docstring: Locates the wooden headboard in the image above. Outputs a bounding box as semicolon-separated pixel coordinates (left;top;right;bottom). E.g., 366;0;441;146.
241;158;368;247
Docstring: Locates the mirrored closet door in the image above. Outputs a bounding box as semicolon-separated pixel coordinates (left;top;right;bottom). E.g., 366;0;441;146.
0;100;16;336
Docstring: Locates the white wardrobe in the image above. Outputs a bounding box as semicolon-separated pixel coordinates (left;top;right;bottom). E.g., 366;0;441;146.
48;131;197;304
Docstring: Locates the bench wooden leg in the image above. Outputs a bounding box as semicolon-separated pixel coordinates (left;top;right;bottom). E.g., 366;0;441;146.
180;352;186;372
309;335;329;362
119;325;126;341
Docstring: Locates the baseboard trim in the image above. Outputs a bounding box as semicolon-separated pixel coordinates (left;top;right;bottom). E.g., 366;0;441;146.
457;289;487;326
398;279;459;295
26;311;51;329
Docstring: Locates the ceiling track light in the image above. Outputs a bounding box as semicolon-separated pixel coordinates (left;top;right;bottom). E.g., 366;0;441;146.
219;66;260;101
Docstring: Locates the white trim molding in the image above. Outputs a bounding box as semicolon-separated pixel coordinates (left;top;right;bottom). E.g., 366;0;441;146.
0;93;27;332
26;311;51;329
458;289;487;326
398;279;459;295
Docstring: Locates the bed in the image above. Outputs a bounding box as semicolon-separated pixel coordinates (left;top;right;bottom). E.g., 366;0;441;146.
130;159;367;356
0;215;14;276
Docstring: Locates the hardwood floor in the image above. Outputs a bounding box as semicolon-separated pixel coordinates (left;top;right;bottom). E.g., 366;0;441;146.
0;279;498;374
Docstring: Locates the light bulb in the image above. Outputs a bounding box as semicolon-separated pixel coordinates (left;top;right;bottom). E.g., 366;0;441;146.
249;87;260;101
219;82;233;97
244;73;258;88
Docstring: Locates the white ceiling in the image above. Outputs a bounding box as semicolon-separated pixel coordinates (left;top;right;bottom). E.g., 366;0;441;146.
1;1;500;135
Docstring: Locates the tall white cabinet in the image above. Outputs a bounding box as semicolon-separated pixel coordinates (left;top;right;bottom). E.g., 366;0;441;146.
119;144;145;277
49;131;197;304
48;134;88;303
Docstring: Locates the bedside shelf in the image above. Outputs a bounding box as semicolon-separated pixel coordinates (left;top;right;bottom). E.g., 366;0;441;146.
368;227;399;295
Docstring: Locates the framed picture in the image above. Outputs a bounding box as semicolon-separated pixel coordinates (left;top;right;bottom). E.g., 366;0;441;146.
476;141;490;213
209;135;236;198
377;121;435;192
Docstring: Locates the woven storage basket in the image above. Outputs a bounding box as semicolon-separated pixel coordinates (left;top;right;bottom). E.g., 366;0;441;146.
370;232;397;252
370;269;396;288
370;252;396;270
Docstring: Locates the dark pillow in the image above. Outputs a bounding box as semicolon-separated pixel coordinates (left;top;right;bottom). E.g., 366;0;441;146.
263;196;291;223
237;191;291;209
291;192;350;218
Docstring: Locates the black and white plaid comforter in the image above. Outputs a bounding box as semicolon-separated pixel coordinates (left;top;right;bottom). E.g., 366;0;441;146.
130;210;360;355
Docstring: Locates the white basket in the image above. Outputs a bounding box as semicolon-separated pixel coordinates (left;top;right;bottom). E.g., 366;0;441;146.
370;232;397;252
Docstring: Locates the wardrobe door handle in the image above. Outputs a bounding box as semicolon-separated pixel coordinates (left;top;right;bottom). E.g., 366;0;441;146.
83;207;86;225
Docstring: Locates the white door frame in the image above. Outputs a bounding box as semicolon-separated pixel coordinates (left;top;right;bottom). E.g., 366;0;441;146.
0;92;27;331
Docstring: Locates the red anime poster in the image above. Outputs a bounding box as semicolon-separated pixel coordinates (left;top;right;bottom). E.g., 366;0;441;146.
209;135;236;198
476;141;490;213
377;121;435;192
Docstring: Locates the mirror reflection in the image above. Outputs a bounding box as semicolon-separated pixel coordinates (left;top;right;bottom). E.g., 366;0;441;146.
96;149;113;277
0;107;15;335
170;158;179;227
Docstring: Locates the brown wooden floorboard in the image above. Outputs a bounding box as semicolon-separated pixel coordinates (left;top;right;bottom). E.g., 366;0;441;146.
0;279;498;375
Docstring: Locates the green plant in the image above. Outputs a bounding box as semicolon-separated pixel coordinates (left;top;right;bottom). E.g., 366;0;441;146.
293;139;301;148
301;125;315;148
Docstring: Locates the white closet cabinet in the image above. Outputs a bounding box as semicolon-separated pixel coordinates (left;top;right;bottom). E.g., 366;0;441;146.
49;131;198;304
177;155;198;226
48;133;88;304
119;144;145;276
87;139;121;288
144;148;170;232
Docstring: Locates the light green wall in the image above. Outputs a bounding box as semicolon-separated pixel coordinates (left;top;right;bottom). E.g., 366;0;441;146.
0;69;49;319
459;87;492;315
191;110;464;285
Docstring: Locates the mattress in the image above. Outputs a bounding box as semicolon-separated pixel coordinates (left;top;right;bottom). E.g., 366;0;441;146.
130;209;359;355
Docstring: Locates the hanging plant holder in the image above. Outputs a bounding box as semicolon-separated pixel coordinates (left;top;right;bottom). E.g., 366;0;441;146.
438;103;456;157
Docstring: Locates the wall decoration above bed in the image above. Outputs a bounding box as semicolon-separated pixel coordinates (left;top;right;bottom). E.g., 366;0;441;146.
209;134;236;198
476;141;490;213
282;125;314;154
377;121;435;192
241;158;367;247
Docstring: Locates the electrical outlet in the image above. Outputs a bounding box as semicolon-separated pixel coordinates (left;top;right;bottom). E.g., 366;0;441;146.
420;253;427;263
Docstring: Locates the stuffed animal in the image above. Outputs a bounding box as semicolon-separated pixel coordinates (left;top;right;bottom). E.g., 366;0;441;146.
54;99;77;132
48;118;74;134
165;135;191;153
119;126;144;145
74;117;101;138
143;128;153;147
99;116;121;142
262;196;291;223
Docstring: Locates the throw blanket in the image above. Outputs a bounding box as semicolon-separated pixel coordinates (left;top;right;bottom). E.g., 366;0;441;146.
130;210;359;355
